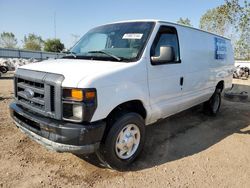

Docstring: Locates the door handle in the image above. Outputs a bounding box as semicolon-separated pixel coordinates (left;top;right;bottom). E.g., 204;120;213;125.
180;77;184;86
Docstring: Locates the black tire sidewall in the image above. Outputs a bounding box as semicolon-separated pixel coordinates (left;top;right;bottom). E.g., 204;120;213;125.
101;113;145;169
209;90;221;115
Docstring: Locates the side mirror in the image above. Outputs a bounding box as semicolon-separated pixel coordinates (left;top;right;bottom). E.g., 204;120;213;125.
151;46;175;65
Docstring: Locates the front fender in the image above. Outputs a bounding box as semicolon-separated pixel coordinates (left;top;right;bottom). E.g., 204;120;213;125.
91;81;151;123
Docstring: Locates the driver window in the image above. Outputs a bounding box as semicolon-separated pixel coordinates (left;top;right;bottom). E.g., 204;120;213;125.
151;26;180;63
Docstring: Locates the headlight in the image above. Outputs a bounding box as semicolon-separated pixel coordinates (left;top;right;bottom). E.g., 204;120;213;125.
62;88;97;122
63;103;84;122
73;104;83;119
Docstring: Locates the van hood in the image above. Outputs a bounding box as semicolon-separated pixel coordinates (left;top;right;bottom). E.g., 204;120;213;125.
19;59;128;87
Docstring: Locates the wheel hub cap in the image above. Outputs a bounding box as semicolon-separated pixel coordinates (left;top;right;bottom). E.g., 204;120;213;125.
124;134;134;148
115;124;141;160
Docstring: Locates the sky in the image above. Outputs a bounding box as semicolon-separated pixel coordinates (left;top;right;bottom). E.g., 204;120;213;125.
0;0;227;49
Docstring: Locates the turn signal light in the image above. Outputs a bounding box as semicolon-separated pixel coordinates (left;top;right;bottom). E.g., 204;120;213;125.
71;89;83;101
85;91;96;100
63;88;97;101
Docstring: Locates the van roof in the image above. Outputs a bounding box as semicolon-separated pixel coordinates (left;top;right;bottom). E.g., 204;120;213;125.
106;19;230;40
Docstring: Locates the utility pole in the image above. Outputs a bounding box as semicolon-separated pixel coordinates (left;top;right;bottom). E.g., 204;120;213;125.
54;12;57;39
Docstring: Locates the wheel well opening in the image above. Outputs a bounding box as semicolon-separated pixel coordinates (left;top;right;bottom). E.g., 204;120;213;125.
102;100;147;139
107;100;147;121
216;81;224;91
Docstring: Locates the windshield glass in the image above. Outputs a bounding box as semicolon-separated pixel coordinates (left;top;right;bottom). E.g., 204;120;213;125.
68;22;155;62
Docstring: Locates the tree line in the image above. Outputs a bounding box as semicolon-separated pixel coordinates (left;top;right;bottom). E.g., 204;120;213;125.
0;0;249;59
0;33;65;53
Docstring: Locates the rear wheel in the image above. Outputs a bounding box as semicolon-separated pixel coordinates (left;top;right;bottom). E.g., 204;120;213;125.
204;89;221;116
97;112;145;170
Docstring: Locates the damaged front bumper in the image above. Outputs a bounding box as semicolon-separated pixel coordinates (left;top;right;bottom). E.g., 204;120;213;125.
9;102;106;154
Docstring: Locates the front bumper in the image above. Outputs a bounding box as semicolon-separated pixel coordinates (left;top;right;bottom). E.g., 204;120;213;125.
9;102;106;154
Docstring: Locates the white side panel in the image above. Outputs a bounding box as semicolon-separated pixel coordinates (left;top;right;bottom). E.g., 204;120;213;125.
173;25;234;111
176;26;214;110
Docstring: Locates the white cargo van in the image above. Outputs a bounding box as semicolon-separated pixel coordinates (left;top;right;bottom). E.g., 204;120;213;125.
10;20;234;169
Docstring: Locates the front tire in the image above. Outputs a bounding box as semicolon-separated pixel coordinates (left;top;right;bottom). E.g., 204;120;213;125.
204;89;221;116
98;113;145;170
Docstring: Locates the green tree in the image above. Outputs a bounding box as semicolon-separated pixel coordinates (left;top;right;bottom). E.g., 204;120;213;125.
23;34;44;51
44;39;65;52
0;32;17;48
234;0;250;59
234;36;250;60
200;6;231;35
199;0;250;60
199;0;242;35
177;17;192;26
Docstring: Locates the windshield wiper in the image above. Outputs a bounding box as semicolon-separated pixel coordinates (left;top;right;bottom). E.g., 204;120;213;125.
62;51;77;58
87;50;121;61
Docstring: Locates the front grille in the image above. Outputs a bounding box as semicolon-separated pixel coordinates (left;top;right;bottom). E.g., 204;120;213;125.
14;69;64;120
50;86;55;112
17;78;46;111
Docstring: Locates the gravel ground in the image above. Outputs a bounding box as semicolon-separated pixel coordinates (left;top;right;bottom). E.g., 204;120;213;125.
0;74;249;188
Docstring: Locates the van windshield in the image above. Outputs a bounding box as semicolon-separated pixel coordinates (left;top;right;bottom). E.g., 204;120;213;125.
65;22;155;62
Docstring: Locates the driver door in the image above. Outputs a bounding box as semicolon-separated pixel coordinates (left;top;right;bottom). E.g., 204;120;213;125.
147;25;183;120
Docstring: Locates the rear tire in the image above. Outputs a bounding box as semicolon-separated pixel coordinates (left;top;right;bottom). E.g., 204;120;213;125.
97;112;145;170
203;89;221;116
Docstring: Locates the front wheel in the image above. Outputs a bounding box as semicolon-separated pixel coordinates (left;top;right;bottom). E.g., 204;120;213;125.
97;113;145;170
203;89;221;116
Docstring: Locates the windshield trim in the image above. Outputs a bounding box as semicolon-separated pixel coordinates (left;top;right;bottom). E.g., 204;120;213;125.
66;21;156;63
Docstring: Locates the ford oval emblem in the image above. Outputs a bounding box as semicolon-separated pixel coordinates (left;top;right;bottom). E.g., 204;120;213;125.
24;88;35;99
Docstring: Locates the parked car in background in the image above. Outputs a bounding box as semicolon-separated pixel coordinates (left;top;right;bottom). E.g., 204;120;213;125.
0;65;8;77
10;20;234;169
233;65;249;79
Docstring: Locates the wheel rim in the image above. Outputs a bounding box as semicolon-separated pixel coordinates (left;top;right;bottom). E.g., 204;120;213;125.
115;124;141;160
212;93;220;113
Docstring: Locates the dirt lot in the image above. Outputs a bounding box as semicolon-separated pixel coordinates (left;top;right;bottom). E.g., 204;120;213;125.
0;73;249;188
